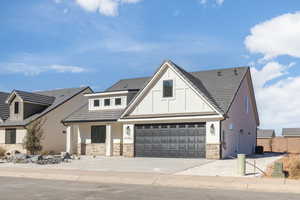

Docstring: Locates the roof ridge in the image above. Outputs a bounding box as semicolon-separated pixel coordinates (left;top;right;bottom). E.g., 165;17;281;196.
34;87;87;93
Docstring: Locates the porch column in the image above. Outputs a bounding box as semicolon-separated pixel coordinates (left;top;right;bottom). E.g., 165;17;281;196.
76;125;82;155
123;124;135;157
66;126;72;153
206;121;221;159
106;124;112;156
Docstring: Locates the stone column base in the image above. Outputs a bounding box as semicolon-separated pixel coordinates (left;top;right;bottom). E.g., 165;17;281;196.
206;144;221;159
123;143;134;157
113;143;122;156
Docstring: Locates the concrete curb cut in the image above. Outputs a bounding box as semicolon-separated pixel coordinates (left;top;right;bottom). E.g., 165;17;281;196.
0;168;299;194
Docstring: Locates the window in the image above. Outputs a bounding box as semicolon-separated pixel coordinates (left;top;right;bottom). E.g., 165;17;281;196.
14;102;19;114
91;126;106;143
163;80;173;98
115;98;122;106
5;129;16;144
244;96;249;113
93;99;100;107
104;99;110;106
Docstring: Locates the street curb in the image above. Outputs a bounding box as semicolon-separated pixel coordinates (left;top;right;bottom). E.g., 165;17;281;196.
0;168;299;194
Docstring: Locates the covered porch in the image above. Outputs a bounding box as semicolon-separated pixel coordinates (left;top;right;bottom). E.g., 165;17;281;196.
66;122;124;157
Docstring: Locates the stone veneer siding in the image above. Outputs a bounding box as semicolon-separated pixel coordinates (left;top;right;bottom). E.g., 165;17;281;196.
113;143;122;156
123;144;134;157
85;143;106;156
206;144;221;159
0;144;26;154
77;143;106;156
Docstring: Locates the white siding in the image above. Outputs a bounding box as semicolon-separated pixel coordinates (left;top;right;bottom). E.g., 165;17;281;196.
89;95;127;111
131;67;214;116
221;72;257;158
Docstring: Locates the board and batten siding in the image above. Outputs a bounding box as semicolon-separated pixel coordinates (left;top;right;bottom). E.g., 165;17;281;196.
130;67;214;116
221;72;257;158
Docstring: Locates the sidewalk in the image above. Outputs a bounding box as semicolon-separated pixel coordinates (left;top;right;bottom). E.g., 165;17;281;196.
0;167;299;194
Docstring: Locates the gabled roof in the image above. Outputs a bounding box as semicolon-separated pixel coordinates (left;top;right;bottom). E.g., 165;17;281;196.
120;60;250;118
6;90;55;106
0;92;9;121
257;129;275;138
282;128;300;137
64;60;258;124
0;87;90;127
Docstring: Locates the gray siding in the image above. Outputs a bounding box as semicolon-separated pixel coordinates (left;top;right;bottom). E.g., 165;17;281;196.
9;96;23;121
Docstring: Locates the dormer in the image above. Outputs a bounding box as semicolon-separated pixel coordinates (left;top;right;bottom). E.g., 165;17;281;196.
85;90;138;111
6;90;55;121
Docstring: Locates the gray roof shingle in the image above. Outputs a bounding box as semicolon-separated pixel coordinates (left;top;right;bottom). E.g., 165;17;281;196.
64;60;256;123
64;103;123;122
0;87;89;127
11;90;55;106
107;62;248;114
257;129;275;138
282;128;300;137
0;92;9;121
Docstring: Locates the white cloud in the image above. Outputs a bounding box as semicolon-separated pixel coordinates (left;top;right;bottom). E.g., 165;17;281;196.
251;62;300;134
75;0;142;16
245;12;300;60
0;63;87;76
216;0;224;5
199;0;224;6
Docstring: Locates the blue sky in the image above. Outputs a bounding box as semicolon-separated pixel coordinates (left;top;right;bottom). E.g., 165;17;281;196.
1;0;300;132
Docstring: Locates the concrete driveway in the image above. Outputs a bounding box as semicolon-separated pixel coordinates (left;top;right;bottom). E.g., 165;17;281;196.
0;156;213;174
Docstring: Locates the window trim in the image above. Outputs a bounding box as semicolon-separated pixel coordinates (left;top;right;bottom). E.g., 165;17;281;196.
162;80;174;98
115;98;122;106
104;98;111;107
5;128;16;144
93;99;100;107
91;126;106;144
14;102;19;114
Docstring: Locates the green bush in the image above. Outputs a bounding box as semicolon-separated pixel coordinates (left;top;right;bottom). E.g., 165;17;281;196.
23;119;45;155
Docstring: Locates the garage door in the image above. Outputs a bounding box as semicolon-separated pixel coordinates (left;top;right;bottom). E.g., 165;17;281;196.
135;123;206;158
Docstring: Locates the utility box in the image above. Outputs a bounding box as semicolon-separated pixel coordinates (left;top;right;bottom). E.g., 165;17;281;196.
272;162;285;178
237;154;246;176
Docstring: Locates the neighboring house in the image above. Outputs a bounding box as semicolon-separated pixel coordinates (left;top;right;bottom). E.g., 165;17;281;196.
257;129;275;152
0;87;92;153
63;60;259;159
0;92;9;123
282;128;300;137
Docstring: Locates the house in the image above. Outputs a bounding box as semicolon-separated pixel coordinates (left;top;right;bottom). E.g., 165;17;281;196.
257;129;275;152
0;87;92;153
282;128;300;137
63;60;259;159
0;92;9;123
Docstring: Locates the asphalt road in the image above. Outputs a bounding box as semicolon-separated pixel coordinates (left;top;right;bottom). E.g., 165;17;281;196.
0;177;299;200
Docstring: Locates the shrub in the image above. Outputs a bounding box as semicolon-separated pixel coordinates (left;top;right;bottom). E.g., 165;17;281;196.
0;147;5;157
265;154;300;179
23;118;45;155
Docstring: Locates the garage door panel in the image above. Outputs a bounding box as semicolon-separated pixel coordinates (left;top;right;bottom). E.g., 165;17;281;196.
135;123;206;158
